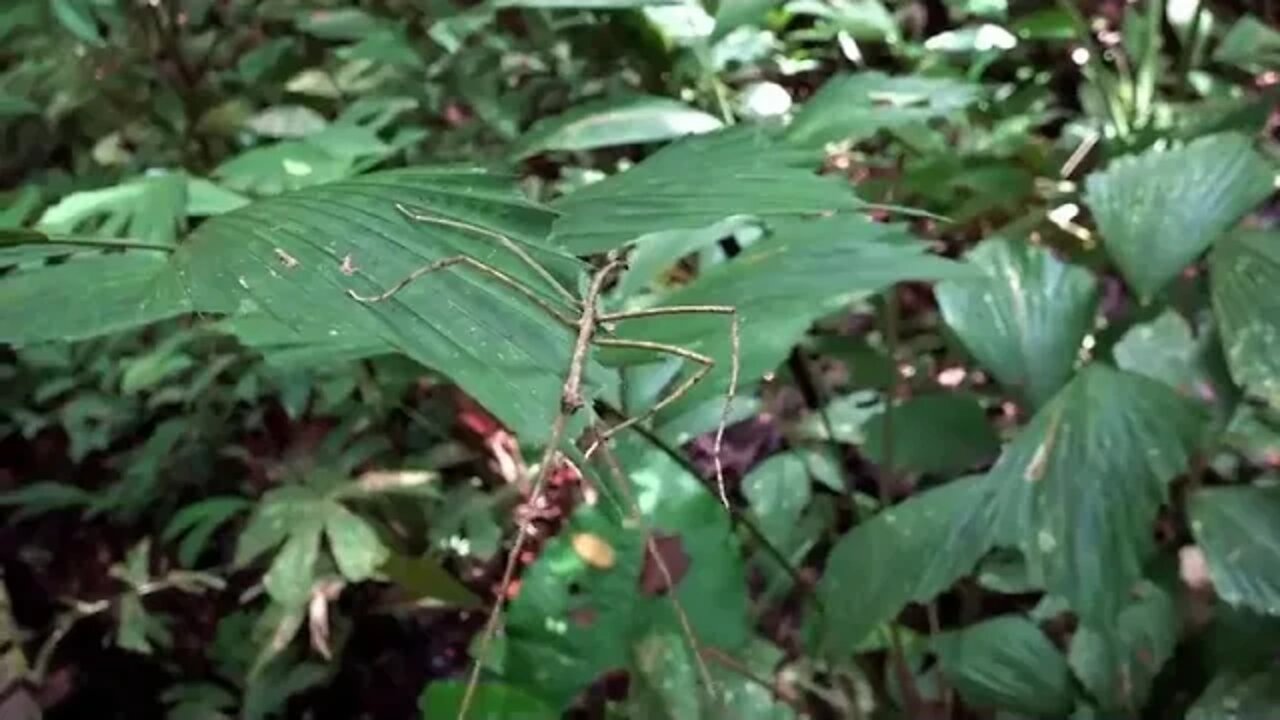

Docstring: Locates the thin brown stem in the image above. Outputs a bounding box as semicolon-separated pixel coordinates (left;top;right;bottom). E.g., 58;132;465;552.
455;258;624;720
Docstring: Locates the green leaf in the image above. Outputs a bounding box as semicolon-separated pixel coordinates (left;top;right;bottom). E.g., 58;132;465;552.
812;475;994;654
51;0;105;46
38;173;187;246
295;8;387;40
742;452;813;548
1069;582;1178;712
862;392;999;474
933;616;1075;717
513;95;722;159
1083;133;1273;301
935;236;1098;407
548;127;866;253
608;215;971;420
1113;310;1198;391
1189;485;1280;617
1211;230;1280;408
381;553;482;609
0;251;192;345
419;681;557;720
263;518;323;607
785;72;981;147
1213;15;1280;70
987;364;1202;625
323;502;389;582
495;0;678;8
163;497;253;568
174;168;608;444
116;594;155;654
0;481;93;520
1189;669;1280;720
245;105;328;139
234;486;325;567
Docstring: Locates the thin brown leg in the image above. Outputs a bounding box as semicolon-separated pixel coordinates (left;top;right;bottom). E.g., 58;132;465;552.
586;305;741;508
395;203;580;307
347;254;578;328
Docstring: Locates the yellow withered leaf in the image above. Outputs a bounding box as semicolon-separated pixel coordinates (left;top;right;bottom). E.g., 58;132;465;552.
571;532;616;569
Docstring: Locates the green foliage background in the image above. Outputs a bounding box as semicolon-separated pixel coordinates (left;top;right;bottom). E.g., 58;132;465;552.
1;0;1279;718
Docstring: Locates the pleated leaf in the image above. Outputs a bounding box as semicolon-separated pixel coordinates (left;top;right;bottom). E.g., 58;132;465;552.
935;236;1098;407
812;475;995;655
549;127;866;253
512;95;722;159
1211;230;1280;408
934;616;1076;717
988;364;1203;625
1084;133;1273;301
170;168;612;443
1189;485;1280;617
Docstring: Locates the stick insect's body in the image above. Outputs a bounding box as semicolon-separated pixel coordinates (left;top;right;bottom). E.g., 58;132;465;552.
346;203;740;719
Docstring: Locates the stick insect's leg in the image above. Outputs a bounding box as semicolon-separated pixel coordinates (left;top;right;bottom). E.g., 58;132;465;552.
394;203;580;308
588;306;741;508
347;254;578;328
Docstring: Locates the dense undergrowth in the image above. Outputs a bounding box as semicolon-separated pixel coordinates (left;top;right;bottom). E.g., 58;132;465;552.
2;0;1280;718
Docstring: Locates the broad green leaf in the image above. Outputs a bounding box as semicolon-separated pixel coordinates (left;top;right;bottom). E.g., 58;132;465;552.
935;236;1098;408
513;95;722;159
1213;15;1280;70
419;681;557;720
712;0;778;39
0;481;93;520
1189;669;1280;720
1069;582;1177;712
295;8;387;40
234;486;326;567
504;436;749;709
213;130;390;196
1189;485;1280;616
812;475;994;655
263;518;323;607
933;616;1075;717
785;72;981;147
742;452;813;547
862;392;999;474
174;168;610;443
38;173;187;246
987;364;1202;625
608;215;971;421
117;594;156;654
51;0;105;46
549;127;866;253
0;251;192;345
220;314;392;370
1211;230;1280;408
1083;133;1273;301
1113;310;1198;391
323;502;389;582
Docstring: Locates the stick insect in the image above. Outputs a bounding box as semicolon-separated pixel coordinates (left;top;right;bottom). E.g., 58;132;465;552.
346;203;742;718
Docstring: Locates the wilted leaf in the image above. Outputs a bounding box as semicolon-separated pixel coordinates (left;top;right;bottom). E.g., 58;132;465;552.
936;236;1098;407
1211;230;1280;408
812;475;994;654
1084;133;1273;301
862;392;999;474
1189;485;1280;616
987;364;1202;625
513;95;722;158
934;616;1075;717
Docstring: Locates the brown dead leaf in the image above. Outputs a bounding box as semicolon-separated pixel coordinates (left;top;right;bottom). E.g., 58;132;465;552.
639;533;690;596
